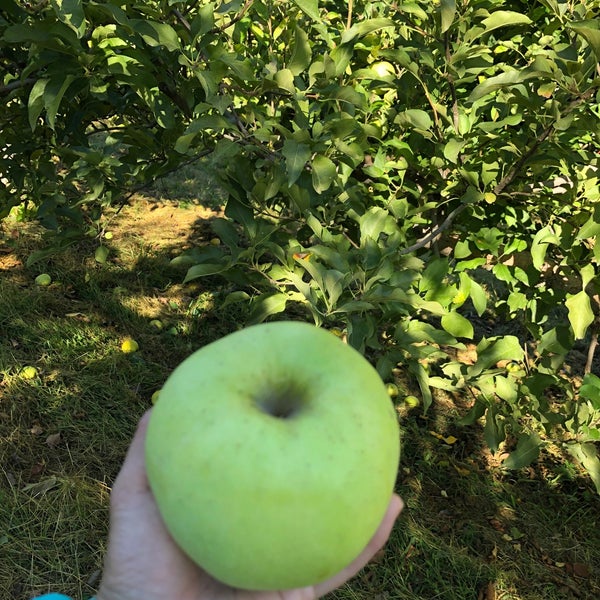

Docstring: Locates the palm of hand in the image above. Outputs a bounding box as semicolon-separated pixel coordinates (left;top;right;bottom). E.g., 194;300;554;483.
96;412;402;600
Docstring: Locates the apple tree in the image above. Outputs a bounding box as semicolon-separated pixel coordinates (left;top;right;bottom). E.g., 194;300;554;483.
1;0;600;490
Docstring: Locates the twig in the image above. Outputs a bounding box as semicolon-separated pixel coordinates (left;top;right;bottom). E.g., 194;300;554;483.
494;88;596;196
493;124;554;196
411;72;443;141
444;32;460;133
346;0;353;30
171;8;192;34
0;77;36;97
209;0;254;34
585;328;598;375
342;230;360;250
399;204;467;255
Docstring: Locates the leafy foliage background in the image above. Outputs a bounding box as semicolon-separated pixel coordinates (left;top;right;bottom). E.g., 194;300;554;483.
1;0;600;488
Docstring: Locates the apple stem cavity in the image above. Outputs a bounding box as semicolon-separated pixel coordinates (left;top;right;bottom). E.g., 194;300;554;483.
254;385;306;419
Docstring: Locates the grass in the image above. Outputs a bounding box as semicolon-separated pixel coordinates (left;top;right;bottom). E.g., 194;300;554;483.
1;167;600;600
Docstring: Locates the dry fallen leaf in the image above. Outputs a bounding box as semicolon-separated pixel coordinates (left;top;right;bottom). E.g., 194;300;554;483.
45;432;62;448
478;582;497;600
369;548;386;564
30;461;45;477
453;465;471;476
22;476;59;497
489;518;506;533
30;424;44;436
570;563;591;578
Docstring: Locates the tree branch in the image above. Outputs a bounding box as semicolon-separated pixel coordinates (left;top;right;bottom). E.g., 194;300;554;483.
399;204;467;255
171;8;192;34
346;0;353;30
209;0;254;34
444;32;460;133
494;87;597;196
0;78;36;97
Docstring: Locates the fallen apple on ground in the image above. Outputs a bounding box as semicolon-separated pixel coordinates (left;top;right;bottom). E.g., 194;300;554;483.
145;321;400;590
34;273;52;286
121;337;139;353
20;366;38;379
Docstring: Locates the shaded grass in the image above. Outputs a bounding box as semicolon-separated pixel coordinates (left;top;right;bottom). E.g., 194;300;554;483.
0;203;247;598
1;195;600;600
330;408;600;600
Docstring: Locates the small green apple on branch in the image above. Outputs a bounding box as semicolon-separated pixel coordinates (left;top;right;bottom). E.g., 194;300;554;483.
145;321;401;590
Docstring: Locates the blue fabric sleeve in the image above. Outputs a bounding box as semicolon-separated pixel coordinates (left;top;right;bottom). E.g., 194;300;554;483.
34;595;95;600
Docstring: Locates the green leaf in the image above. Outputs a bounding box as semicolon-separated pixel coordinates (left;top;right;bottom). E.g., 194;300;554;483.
492;263;514;284
311;154;336;193
282;140;311;186
139;87;175;129
531;225;560;271
322;269;346;307
130;19;180;51
341;18;395;44
469;336;524;377
469;279;487;316
395;109;432;131
95;245;109;264
503;433;542;470
441;311;474;339
494;375;518;402
577;209;600;240
248;293;288;325
342;18;395;44
288;25;312;75
469;69;539;102
45;75;76;130
211;218;239;249
484;405;504;453
359;207;395;245
565;291;594;340
580;264;596;289
538;326;573;355
175;116;232;153
291;0;319;21
440;0;456;34
184;263;229;281
28;79;49;131
50;0;86;38
457;397;487;426
568;20;600;60
476;10;532;39
274;68;295;94
221;291;251;309
443;138;464;163
567;442;600;494
411;361;433;413
579;373;600;409
347;314;376;353
334;300;375;314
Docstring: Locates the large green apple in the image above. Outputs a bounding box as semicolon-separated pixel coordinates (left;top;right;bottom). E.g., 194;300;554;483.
145;321;400;590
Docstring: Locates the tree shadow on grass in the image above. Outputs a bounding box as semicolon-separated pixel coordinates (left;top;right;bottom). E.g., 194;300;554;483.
368;397;600;600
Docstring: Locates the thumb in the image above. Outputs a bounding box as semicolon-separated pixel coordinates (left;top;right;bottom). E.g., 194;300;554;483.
110;410;153;502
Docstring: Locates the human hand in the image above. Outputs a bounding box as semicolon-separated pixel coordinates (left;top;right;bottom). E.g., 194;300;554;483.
96;410;404;600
